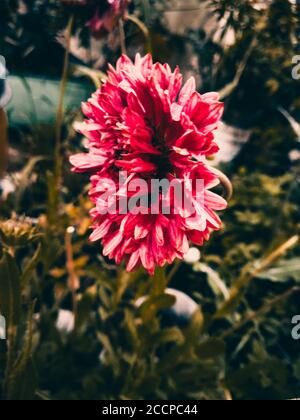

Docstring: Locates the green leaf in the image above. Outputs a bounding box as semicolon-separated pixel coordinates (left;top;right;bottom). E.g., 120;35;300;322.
152;266;169;296
12;300;36;375
0;251;21;325
155;327;185;346
76;291;95;330
14;156;45;210
97;332;114;355
184;309;204;343
197;338;226;360
8;359;38;400
257;258;300;282
124;309;138;347
278;107;300;141
21;244;42;289
197;263;229;300
141;0;151;25
139;294;176;323
6;300;37;400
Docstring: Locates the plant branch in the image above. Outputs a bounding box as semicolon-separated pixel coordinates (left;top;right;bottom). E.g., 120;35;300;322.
65;227;79;317
221;286;300;339
126;14;152;53
166;259;182;284
213;168;233;201
215;235;299;319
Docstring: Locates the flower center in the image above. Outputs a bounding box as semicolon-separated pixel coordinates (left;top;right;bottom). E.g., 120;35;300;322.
150;128;173;178
152;152;173;179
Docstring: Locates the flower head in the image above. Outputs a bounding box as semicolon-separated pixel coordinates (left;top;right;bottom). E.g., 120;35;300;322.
70;54;227;275
0;215;41;248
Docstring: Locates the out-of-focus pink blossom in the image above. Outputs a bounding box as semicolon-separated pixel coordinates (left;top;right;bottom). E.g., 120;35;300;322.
61;0;130;36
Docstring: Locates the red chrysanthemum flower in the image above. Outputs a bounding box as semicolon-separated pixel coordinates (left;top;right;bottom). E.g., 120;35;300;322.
70;54;227;275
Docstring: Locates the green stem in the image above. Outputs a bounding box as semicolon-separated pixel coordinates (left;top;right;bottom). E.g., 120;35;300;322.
126;14;152;54
166;259;182;284
214;235;299;320
220;286;300;339
0;108;8;178
53;15;74;214
3;325;16;399
152;266;169;296
118;18;127;55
